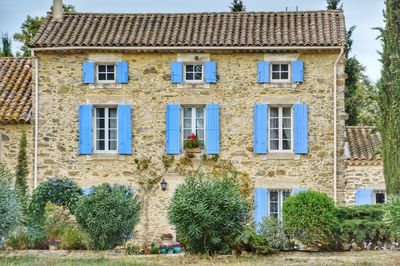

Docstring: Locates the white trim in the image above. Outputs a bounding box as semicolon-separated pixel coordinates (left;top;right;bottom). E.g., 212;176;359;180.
96;63;116;83
93;107;118;153
183;63;204;83
270;63;291;83
181;106;206;152
268;106;293;153
34;58;39;189
31;46;344;52
269;189;291;220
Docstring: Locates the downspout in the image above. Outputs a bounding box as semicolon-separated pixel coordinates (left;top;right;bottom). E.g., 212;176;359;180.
33;53;39;189
333;48;344;204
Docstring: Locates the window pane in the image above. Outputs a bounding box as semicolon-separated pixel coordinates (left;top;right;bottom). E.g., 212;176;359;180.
270;118;279;128
196;118;204;128
283;108;291;117
270;203;278;213
98;65;106;72
194;73;202;80
107;73;115;80
282;140;291;150
97;118;105;128
270;108;279;117
97;140;105;150
186;73;194;80
186;65;193;72
98;73;106;80
281;72;289;80
270;129;279;139
196;108;204;117
194;65;202;72
96;108;105;117
109;129;117;139
270;191;278;201
184;119;191;128
272;64;280;71
272;73;280;80
107;65;114;72
183;129;192;139
281;64;289;71
109;140;117;151
109;108;117;118
270;140;279;150
183;108;192;118
283;191;291;200
196;129;204;140
282;118;291;129
283;129;291;140
376;193;385;204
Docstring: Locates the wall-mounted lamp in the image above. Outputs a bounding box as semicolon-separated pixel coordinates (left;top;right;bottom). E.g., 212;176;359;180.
161;178;168;191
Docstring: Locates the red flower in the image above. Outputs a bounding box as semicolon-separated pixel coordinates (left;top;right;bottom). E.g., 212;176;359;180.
188;133;197;142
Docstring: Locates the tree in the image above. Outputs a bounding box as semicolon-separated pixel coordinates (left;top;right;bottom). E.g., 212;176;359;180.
230;0;246;12
15;131;28;196
377;0;400;196
327;0;343;10
13;5;75;57
0;33;13;57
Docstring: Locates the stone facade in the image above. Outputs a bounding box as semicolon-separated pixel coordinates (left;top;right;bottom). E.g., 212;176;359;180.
32;50;347;243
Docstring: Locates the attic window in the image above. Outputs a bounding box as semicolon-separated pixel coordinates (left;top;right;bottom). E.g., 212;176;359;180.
97;64;115;82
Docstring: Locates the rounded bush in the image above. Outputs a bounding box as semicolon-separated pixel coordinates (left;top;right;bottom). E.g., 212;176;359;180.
0;172;23;244
282;190;341;251
168;173;250;254
28;178;83;226
74;184;141;250
385;196;400;239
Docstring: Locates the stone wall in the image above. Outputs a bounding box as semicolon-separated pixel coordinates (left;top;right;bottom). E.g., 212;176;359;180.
344;163;384;205
34;50;346;243
0;123;33;188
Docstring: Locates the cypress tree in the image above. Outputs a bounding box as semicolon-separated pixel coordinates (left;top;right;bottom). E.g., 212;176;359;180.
230;0;246;12
15;131;28;196
377;0;400;196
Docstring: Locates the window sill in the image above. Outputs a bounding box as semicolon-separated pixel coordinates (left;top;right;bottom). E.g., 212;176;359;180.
263;83;299;89
178;83;211;89
86;153;125;161
89;83;123;90
261;153;300;160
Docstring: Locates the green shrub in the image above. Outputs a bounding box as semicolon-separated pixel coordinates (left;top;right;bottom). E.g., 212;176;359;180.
283;191;341;251
150;242;159;254
75;184;141;250
61;226;88;250
44;203;74;241
234;226;273;254
336;204;392;247
259;216;293;251
6;227;47;249
0;169;23;245
125;244;142;255
168;173;250;254
385;196;400;239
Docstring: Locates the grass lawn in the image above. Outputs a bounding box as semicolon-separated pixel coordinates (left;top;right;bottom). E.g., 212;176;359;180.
1;251;400;266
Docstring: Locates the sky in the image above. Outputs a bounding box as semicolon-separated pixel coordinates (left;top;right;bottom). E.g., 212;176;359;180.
0;0;385;82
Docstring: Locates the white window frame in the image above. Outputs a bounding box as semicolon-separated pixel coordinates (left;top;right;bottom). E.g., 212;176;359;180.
181;106;206;151
268;106;293;153
269;189;291;220
373;190;386;204
93;106;118;153
96;64;116;83
184;63;204;83
270;62;291;83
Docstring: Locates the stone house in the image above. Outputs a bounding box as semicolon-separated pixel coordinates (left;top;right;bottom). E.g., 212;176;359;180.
0;0;385;243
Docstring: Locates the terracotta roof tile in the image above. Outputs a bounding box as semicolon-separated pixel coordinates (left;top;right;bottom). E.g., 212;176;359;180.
31;11;346;48
0;58;32;124
346;126;381;162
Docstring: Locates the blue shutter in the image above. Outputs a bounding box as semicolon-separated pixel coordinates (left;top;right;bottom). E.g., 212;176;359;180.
356;189;373;206
166;104;181;154
294;104;308;154
292;60;304;83
79;105;93;155
171;62;183;84
204;61;217;83
118;104;132;155
116;62;128;84
206;104;220;154
254;104;268;154
83;62;95;84
257;61;270;83
292;188;307;195
254;188;268;231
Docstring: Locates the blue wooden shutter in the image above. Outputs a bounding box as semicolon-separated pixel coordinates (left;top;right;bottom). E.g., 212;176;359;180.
292;188;307;195
204;61;217;83
79;105;93;155
257;61;270;83
356;189;373;206
254;188;268;231
118;104;132;155
294;104;308;154
83;62;95;84
254;104;268;154
116;62;128;84
292;60;304;83
206;104;220;154
171;62;183;84
166;104;181;154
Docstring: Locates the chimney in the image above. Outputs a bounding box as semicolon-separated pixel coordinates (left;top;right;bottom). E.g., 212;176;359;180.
53;0;63;21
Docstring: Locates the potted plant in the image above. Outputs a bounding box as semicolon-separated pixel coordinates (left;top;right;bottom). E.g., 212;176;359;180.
161;233;174;246
150;242;159;254
48;239;61;250
159;243;168;254
173;241;182;253
167;245;174;254
184;133;201;153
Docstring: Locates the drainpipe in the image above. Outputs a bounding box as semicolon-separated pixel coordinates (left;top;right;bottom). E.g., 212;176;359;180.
34;56;39;189
333;48;344;205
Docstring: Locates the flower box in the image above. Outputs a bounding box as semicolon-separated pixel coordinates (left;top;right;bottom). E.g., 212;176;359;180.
185;147;201;153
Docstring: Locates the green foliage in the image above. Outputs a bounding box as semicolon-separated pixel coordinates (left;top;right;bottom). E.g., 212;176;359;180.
150;242;159;254
60;226;88;250
377;0;400;196
259;216;292;251
283;191;342;251
15;131;28;196
125;244;142;255
230;0;246;12
336;205;392;246
43;203;74;240
27;178;83;226
327;0;342;10
75;184;141;250
0;169;23;245
385;196;400;238
6;227;47;249
0;33;13;57
234;226;273;254
168;173;250;254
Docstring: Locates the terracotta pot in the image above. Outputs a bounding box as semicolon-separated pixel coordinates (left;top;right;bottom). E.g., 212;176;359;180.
48;244;59;250
185;147;201;153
